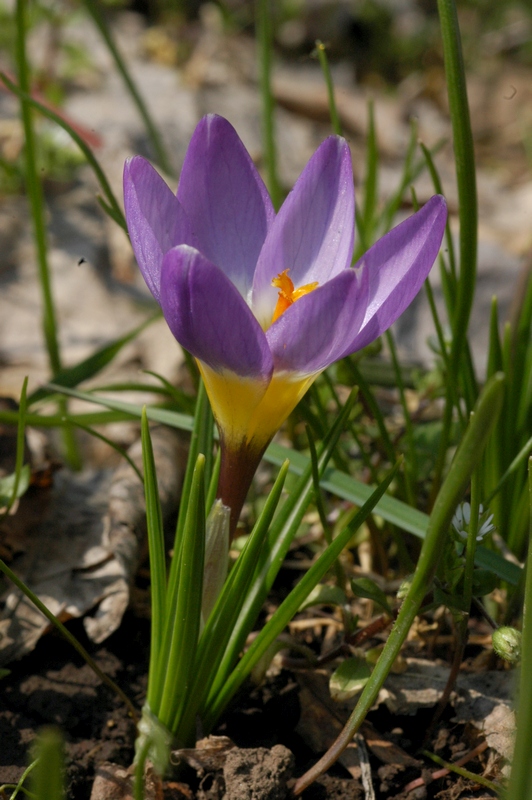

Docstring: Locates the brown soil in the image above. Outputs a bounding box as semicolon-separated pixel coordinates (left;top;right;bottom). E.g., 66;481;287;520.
0;607;499;800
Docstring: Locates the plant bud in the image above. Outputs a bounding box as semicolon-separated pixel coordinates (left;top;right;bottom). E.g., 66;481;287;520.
492;626;522;663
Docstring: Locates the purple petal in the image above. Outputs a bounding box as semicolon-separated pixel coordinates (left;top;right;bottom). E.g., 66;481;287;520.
266;266;368;374
123;156;192;303
177;115;275;299
160;245;273;379
252;136;355;328
346;195;447;353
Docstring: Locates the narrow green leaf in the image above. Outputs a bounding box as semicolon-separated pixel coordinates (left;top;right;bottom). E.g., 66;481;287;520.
29;316;158;405
0;466;31;510
351;577;393;617
80;0;173;176
44;384;521;584
0;70;125;229
141;408;167;706
362;99;378;244
206;390;359;706
256;0;281;209
31;728;64;800
505;457;532;799
293;373;506;792
175;460;290;744
314;40;342;136
157;455;205;740
203;460;399;728
298;584;348;612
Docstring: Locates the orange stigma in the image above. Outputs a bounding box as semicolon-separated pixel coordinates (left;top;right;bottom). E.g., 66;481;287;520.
271;269;318;323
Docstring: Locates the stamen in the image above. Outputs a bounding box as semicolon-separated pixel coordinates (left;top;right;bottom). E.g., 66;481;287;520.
271;269;318;323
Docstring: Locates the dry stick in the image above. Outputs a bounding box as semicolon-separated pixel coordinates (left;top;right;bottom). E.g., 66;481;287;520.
402;741;495;794
279;614;393;670
356;733;376;800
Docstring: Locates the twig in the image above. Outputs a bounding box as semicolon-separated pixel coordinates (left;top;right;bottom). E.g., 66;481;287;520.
355;733;376;800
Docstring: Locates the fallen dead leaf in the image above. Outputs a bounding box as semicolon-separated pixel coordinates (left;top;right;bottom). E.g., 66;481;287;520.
0;427;186;663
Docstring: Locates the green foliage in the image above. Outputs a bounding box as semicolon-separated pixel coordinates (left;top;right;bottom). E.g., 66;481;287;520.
3;0;532;792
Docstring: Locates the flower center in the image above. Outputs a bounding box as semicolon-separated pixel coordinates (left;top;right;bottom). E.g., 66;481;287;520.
271;269;319;323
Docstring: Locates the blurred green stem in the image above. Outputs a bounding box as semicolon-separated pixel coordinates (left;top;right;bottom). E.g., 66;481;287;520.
431;0;478;500
15;0;80;467
15;0;61;376
437;0;477;382
256;0;281;209
314;40;342;136
81;0;173;177
506;458;532;799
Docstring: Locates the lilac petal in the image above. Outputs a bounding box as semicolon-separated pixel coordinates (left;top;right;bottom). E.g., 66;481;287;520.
346;195;447;353
177;115;275;299
160;245;273;380
123;156;192;303
267;266;368;374
253;136;355;328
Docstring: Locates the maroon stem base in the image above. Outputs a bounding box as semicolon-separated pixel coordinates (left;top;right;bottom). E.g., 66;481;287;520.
216;436;268;540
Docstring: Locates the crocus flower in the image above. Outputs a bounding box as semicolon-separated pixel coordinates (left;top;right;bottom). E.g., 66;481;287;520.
124;114;447;533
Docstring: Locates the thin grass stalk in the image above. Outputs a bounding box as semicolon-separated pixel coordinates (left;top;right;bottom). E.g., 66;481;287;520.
141;409;167;706
158;455;205;735
80;0;173;177
379;118;419;237
505;458;532;799
421;749;501;794
419;142;457;284
385;330;416;505
14;0;80;467
344;360;396;465
0;71;126;230
362;99;378;248
7;377;28;511
31;728;64;800
321;372;377;480
28;315;158;406
15;0;60;375
293;372;505;794
314;40;342;136
256;0;281;209
167;381;211;594
436;0;477;368
307;426;345;588
2;756;38;800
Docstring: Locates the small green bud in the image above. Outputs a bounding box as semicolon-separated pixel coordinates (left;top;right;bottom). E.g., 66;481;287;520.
492;626;522;664
396;574;413;601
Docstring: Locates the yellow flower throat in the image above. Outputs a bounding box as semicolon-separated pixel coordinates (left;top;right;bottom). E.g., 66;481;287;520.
271;269;318;323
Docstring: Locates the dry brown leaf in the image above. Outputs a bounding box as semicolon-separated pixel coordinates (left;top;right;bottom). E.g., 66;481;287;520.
0;427;186;663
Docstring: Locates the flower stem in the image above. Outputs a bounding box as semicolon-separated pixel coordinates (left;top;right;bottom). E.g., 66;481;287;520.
217;438;267;539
